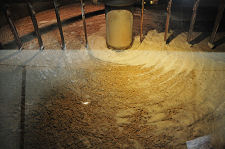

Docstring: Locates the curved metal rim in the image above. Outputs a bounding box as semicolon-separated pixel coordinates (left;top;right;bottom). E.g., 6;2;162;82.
105;0;136;7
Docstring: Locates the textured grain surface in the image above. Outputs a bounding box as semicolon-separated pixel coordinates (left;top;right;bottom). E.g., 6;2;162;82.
0;49;225;148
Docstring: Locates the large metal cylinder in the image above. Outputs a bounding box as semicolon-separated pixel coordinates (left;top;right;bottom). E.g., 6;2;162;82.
105;0;135;49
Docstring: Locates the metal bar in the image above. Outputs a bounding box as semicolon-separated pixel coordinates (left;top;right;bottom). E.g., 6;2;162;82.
26;1;44;50
3;5;23;50
208;0;225;49
187;0;201;43
20;66;26;149
53;0;66;50
164;0;173;42
80;0;88;48
0;42;3;49
140;0;144;42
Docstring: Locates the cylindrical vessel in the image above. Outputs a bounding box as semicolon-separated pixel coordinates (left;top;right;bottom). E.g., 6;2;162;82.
105;0;135;49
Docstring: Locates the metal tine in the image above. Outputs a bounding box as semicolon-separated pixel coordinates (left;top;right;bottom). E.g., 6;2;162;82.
140;0;144;42
187;0;201;43
80;0;88;48
26;0;44;50
164;0;173;42
3;4;23;50
0;42;3;49
208;0;225;49
53;0;66;50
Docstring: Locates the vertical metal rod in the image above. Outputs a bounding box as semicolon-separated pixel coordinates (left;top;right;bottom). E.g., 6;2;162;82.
26;1;44;50
187;0;200;43
3;5;23;50
80;0;88;48
140;0;144;42
0;42;3;49
53;0;66;50
164;0;173;42
20;66;26;149
208;0;225;49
